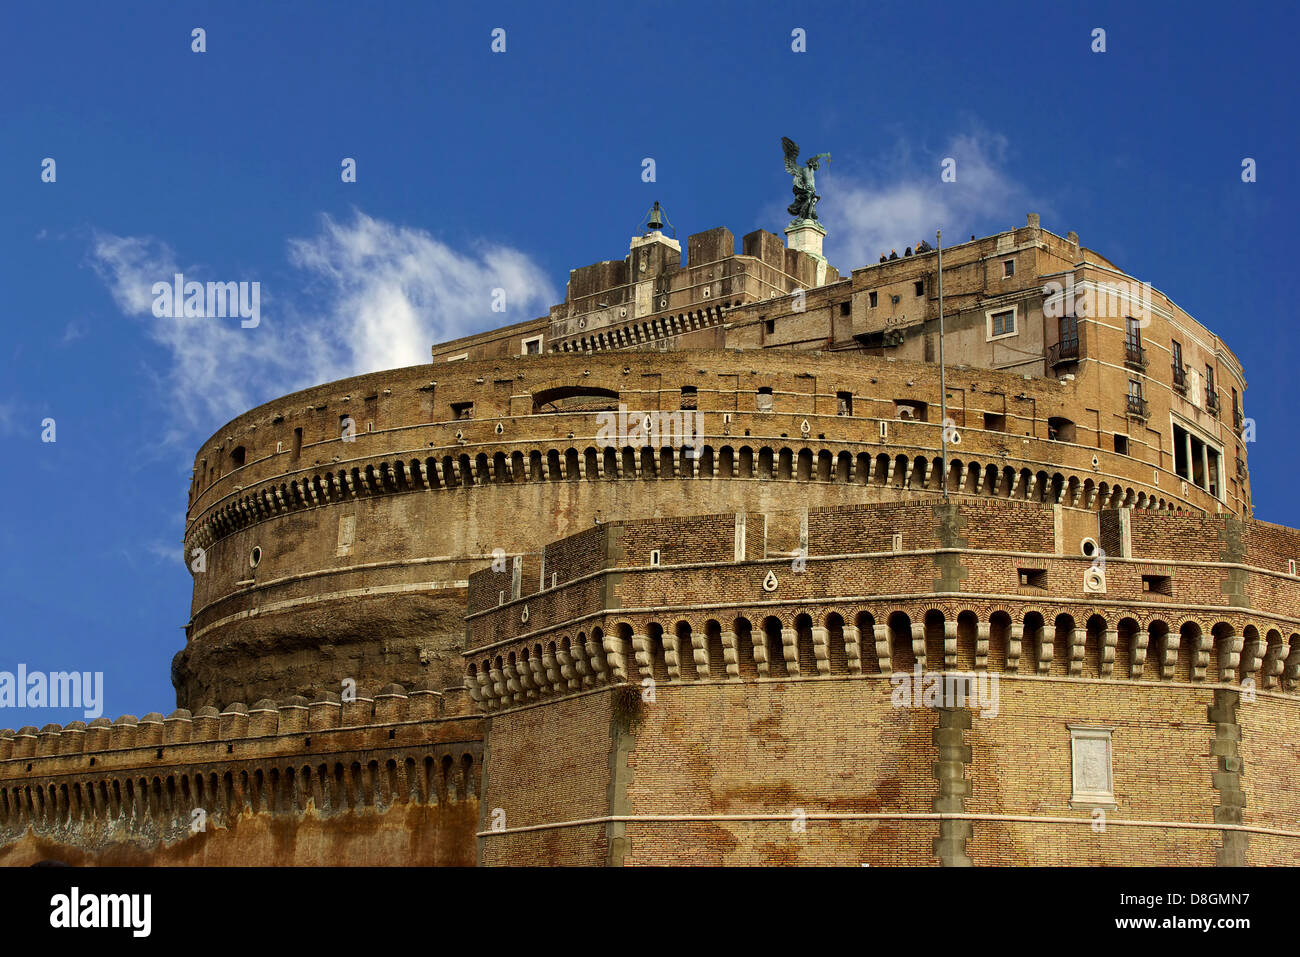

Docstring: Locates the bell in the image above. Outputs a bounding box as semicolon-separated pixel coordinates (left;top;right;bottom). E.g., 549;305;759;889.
645;201;665;232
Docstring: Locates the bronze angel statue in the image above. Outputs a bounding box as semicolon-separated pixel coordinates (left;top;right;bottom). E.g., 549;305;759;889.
782;136;831;222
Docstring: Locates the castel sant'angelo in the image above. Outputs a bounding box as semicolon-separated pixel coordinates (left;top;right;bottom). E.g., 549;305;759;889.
3;151;1299;867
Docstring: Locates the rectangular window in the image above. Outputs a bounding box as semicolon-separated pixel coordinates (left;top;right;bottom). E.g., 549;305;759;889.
837;391;853;416
1069;727;1115;807
680;386;697;410
756;387;773;412
984;412;1006;432
895;400;927;422
839;301;851;316
1003;259;1015;277
1127;380;1146;418
989;309;1015;338
521;335;543;355
450;401;474;420
1124;317;1144;366
1018;568;1047;588
763;319;775;334
1113;434;1129;455
869;291;878;308
1125;316;1142;345
914;280;924;297
1052;315;1080;364
1142;575;1172;596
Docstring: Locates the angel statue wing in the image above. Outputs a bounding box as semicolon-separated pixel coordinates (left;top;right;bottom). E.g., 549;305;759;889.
782;137;801;176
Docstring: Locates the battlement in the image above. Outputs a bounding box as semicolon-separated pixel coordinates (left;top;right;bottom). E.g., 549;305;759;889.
463;498;1300;714
0;683;484;865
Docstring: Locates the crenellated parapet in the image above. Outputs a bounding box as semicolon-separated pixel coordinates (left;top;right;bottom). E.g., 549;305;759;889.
0;684;484;863
463;499;1300;713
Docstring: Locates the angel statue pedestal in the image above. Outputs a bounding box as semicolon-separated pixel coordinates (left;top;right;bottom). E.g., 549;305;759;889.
785;218;828;286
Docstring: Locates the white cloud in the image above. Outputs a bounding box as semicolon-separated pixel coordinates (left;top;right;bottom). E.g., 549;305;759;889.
87;211;555;442
286;211;555;379
780;130;1040;270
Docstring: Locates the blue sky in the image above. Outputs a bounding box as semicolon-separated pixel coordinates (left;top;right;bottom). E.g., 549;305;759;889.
1;0;1296;725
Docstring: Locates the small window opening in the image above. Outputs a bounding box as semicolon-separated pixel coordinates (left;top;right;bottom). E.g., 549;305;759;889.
1142;575;1172;596
1018;568;1047;588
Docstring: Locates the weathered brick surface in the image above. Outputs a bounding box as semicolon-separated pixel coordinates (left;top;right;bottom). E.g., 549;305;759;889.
480;692;613;865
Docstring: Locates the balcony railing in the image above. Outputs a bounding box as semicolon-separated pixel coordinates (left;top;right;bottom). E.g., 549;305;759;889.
1126;394;1149;419
1236;456;1246;479
1233;408;1243;434
1171;363;1187;391
1047;337;1081;367
1124;341;1147;370
1206;391;1220;417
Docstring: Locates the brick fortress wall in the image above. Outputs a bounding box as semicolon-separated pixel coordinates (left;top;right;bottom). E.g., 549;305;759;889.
465;500;1300;865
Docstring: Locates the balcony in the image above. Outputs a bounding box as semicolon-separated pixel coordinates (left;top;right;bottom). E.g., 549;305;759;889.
1171;363;1187;393
1126;394;1149;419
1206;391;1220;417
1048;337;1081;367
1124;341;1147;371
1233;408;1244;435
1236;456;1246;480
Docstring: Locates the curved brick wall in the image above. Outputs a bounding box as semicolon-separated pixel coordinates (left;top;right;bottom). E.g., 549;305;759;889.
463;499;1300;865
177;349;1244;709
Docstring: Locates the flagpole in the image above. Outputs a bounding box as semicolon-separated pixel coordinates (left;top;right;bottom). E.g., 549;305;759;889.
937;229;947;500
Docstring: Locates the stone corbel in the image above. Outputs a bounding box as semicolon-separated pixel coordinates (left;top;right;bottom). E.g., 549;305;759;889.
811;626;830;676
874;624;891;676
1007;623;1024;671
692;632;710;679
782;627;800;677
843;625;862;674
600;632;628;682
631;634;651;681
721;631;740;679
1100;629;1118;677
1068;627;1085;677
911;623;927;671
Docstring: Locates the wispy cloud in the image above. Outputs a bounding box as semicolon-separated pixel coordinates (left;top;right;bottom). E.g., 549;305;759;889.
60;319;87;344
286;211;555;379
87;211;555;443
777;128;1040;270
